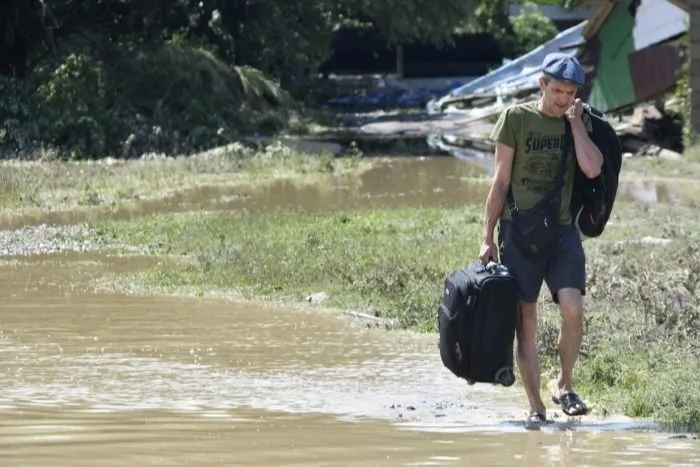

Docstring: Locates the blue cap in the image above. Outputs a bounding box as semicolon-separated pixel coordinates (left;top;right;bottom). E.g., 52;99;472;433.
542;52;586;87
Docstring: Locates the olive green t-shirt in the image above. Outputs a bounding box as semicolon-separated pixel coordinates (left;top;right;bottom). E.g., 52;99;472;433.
489;100;592;225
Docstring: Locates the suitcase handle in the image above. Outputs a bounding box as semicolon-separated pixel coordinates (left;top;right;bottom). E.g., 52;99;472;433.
485;259;499;273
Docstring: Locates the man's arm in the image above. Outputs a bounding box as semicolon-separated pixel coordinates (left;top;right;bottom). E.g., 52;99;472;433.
570;103;603;179
483;142;514;243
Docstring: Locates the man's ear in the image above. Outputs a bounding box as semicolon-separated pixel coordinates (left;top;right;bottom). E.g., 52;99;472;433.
538;76;546;92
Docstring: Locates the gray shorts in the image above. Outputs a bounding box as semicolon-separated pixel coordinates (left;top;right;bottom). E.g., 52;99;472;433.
497;219;586;304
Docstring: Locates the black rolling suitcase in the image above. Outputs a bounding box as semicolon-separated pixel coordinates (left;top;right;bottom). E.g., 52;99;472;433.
437;260;519;387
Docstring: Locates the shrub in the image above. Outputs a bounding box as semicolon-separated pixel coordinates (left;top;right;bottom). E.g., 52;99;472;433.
0;41;291;160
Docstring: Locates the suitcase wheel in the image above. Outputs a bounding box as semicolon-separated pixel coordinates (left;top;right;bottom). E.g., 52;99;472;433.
466;378;475;386
495;367;515;387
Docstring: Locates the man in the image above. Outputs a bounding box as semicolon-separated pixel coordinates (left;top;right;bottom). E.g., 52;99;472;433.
479;53;604;426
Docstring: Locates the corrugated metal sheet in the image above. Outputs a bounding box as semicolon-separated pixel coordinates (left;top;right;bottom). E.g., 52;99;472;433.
425;22;586;113
576;0;688;112
628;43;683;101
427;0;689;116
582;0;688;44
632;0;688;49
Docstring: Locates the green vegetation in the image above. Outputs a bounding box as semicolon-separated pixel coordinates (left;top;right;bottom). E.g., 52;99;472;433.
0;45;291;159
672;25;697;150
91;206;483;330
467;0;558;57
81;176;700;429
0;0;573;160
0;0;481;159
0;142;368;212
621;153;700;180
510;2;559;56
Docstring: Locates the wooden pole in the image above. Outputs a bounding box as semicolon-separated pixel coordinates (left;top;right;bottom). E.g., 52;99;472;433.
691;0;700;140
396;45;404;78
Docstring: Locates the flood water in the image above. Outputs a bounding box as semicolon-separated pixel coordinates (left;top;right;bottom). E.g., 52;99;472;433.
0;156;695;230
2;156;700;466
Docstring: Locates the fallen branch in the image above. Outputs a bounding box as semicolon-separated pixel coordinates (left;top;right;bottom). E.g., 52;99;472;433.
342;310;397;327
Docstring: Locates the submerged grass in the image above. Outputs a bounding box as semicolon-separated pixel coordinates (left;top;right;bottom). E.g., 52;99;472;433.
87;193;700;430
1;136;696;217
0;141;369;213
621;151;700;181
92;206;483;330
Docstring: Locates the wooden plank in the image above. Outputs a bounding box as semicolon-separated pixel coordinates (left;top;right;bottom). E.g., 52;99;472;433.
667;0;690;12
439;87;538;112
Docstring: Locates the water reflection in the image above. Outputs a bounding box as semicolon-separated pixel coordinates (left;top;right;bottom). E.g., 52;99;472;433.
0;406;698;466
1;156;691;231
0;247;699;466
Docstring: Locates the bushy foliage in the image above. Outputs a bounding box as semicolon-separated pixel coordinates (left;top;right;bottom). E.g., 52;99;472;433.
511;2;559;56
673;31;695;151
0;41;290;159
466;0;558;58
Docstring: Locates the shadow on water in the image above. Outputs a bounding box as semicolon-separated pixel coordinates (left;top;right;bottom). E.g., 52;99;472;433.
0;156;693;230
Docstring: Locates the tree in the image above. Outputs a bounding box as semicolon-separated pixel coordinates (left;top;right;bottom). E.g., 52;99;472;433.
466;0;558;58
0;0;480;84
337;0;478;46
0;0;484;157
511;2;559;56
466;0;515;56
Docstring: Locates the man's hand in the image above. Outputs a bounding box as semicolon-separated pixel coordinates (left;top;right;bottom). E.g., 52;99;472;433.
567;98;583;121
479;239;497;265
481;141;513;266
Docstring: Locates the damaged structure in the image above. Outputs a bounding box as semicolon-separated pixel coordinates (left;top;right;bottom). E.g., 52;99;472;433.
427;0;691;159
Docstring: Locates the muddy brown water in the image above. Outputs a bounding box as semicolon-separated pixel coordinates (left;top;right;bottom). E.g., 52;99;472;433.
0;156;694;230
2;157;700;466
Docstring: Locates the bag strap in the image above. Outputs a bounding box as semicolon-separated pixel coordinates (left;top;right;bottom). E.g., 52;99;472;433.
506;118;572;217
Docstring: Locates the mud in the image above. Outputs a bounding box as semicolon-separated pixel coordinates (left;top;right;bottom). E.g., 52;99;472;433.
0;224;101;257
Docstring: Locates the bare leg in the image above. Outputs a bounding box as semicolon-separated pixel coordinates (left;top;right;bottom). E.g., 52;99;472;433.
515;301;546;417
549;287;587;414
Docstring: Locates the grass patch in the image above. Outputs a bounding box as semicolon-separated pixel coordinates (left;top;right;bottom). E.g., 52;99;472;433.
0;142;370;213
621;154;700;181
537;234;700;430
85;194;700;430
685;144;700;163
92;206;484;331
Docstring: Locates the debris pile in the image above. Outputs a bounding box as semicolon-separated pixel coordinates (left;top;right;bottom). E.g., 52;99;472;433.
613;104;684;160
423;0;690;160
425;93;686;160
299;0;689;160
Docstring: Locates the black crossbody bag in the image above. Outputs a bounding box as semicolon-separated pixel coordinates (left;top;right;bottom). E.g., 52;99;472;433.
505;120;572;260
